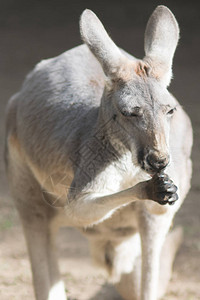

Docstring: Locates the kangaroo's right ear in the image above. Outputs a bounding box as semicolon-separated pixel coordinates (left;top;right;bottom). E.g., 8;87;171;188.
80;9;125;78
144;6;180;86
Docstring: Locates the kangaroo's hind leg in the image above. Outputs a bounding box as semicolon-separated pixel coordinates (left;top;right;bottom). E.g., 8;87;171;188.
115;227;183;300
7;152;66;300
22;209;66;300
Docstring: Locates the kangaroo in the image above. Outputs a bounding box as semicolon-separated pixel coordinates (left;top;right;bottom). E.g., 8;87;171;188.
5;5;192;300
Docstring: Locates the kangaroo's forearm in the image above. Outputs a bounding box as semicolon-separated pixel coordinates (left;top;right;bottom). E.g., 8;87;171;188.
66;182;146;226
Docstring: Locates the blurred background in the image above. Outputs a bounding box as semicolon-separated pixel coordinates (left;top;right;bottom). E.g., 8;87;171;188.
0;0;199;299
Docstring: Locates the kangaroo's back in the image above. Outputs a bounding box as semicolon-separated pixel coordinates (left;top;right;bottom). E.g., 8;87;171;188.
6;45;107;173
7;44;104;132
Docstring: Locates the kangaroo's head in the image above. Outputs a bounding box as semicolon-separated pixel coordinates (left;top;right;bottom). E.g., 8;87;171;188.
80;6;179;175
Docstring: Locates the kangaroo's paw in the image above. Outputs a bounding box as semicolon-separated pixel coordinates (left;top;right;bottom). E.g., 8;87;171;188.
146;172;178;206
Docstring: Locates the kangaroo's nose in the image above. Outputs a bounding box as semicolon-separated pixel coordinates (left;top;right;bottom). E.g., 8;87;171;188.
147;152;169;171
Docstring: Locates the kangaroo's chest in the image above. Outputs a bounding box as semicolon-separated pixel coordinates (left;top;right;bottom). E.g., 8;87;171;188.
76;149;151;197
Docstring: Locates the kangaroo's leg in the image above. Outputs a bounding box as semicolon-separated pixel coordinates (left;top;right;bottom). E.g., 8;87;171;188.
114;227;183;300
22;216;52;300
7;154;66;300
157;226;183;298
46;226;66;300
139;208;173;300
22;214;66;300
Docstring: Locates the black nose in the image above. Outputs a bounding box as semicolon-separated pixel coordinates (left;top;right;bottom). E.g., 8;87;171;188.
147;152;169;171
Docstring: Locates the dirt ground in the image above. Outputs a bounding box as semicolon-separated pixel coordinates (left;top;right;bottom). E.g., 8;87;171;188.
0;1;199;299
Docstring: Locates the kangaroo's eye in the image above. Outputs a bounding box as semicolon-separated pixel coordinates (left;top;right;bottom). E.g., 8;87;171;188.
167;107;176;115
121;110;138;117
121;106;142;117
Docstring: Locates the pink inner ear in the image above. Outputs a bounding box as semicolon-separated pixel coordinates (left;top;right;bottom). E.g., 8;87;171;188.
105;59;164;85
143;56;171;83
135;61;151;78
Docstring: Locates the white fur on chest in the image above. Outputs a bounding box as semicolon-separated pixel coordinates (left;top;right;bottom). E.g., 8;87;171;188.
83;152;151;196
91;151;151;196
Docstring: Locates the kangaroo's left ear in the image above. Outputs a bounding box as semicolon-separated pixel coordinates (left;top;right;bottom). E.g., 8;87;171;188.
144;6;179;86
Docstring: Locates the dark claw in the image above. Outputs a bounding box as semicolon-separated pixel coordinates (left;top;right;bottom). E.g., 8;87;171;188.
157;200;168;205
158;172;165;178
168;193;178;202
168;201;176;205
157;192;172;203
158;183;172;192
166;185;178;193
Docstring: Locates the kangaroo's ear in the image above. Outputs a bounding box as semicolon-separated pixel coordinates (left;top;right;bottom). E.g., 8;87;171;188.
144;6;180;86
80;9;126;78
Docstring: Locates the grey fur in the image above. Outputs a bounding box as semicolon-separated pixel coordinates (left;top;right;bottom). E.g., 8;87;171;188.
5;6;192;300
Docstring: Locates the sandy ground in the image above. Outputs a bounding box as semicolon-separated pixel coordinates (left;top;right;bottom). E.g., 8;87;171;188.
0;1;200;299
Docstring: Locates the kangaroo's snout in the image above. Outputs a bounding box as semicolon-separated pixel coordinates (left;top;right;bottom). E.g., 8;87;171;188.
146;151;169;172
139;149;170;174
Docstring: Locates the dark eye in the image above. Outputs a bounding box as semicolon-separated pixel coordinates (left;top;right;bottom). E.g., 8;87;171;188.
121;110;138;117
167;107;176;115
121;106;142;117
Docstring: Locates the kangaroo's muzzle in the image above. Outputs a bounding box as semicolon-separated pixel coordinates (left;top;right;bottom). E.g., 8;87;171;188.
139;149;170;174
146;151;169;172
